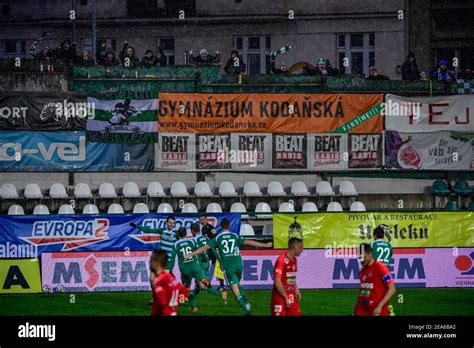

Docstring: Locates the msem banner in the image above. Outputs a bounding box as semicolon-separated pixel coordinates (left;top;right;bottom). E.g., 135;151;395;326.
0;213;241;257
386;131;474;170
273;212;474;249
0;93;87;130
158;93;383;134
385;94;474;132
0;131;153;171
41;249;474;291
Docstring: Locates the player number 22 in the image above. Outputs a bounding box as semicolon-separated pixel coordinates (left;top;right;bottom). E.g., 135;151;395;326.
376;247;390;263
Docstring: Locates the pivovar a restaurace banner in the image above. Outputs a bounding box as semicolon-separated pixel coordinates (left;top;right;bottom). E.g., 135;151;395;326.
273;212;474;249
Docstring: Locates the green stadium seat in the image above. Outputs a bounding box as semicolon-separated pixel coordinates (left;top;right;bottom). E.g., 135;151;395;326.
454;180;472;197
431;180;450;196
444;200;460;211
467;201;474;212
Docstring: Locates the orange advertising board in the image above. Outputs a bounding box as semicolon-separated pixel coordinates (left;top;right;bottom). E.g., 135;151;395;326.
157;93;383;133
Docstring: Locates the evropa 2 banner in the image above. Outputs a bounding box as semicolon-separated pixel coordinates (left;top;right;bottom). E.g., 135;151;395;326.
157;93;383;134
0;213;241;258
0;131;153;171
273;212;474;249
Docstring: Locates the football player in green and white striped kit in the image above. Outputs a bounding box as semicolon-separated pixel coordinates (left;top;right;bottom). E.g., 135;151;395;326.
130;215;178;273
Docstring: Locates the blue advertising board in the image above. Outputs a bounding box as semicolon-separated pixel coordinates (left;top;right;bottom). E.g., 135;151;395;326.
0;213;241;258
0;131;153;171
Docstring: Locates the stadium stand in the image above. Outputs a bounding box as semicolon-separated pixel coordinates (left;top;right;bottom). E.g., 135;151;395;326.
82;204;99;214
339;180;358;196
182;202;198;213
316;181;335;196
327;202;343;212
133;203;150;214
157;202;173;213
8;205;25;215
279;202;295;212
291;181;310;196
58;204;74;214
268;181;286;196
302;202;318;212
74;183;93;199
123;182;141;198
108;203;124;214
206;202;223;213
24;183;43;199
255;202;272;219
170;181;189;197
468;201;474;211
243;181;263;197
240;223;255;237
49;183;68;199
147;182;166;197
194;182;213;197
33;204;50;215
454;180;473;197
432;180;450;196
99;183;118;198
0;183;19;199
219;181;238;197
445;200;460;211
350;201;367;212
230;202;249;219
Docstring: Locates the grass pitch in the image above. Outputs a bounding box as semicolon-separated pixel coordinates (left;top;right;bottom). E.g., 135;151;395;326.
0;288;473;316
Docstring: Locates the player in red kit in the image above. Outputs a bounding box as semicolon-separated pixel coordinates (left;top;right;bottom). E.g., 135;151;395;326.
149;250;189;316
271;238;303;316
354;243;396;316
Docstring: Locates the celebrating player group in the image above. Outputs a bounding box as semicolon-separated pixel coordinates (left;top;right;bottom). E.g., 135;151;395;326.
131;217;396;316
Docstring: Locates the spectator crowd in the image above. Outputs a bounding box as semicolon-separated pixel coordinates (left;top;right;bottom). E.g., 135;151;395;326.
26;33;471;83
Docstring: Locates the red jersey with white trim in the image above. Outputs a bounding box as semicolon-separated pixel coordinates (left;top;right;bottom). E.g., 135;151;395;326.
273;252;298;291
355;260;394;316
151;271;187;316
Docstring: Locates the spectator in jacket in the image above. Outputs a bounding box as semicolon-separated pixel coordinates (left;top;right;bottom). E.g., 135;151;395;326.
119;42;140;67
53;39;77;67
271;59;289;75
429;59;455;82
141;48;163;68
224;50;246;75
190;48;220;65
303;58;336;76
76;49;96;67
401;52;420;81
97;44;120;67
458;67;473;80
366;66;390;80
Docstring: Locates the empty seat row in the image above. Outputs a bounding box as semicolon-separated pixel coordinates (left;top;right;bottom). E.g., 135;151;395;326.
5;200;367;216
0;180;358;200
432;180;473;197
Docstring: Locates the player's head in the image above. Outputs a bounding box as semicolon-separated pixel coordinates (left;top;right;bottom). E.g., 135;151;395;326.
374;224;390;240
220;218;230;231
288;237;303;256
166;216;176;230
190;223;200;236
177;227;187;239
199;214;208;226
150;249;167;273
359;243;373;267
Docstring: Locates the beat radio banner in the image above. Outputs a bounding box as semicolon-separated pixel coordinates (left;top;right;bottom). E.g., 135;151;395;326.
157;93;383;134
273;212;474;249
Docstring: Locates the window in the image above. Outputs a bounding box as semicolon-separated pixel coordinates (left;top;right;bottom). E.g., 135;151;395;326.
234;35;271;75
160;38;175;65
2;5;10;15
337;33;375;76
